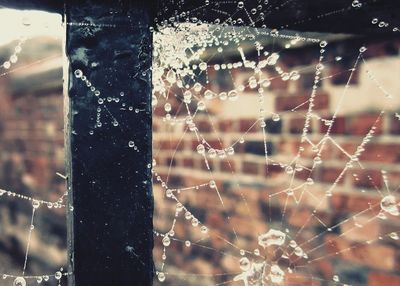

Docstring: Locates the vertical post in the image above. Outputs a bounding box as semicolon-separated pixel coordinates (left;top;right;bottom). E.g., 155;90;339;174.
65;1;154;285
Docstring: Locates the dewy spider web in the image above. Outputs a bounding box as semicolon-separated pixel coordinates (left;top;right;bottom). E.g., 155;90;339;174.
0;8;69;286
0;0;399;286
151;1;400;286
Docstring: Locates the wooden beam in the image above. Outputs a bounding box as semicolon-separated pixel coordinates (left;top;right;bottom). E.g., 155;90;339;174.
65;1;154;285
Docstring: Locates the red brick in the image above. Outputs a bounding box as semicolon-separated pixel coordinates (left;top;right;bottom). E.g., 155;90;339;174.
218;119;235;132
288;207;320;228
390;116;400;135
360;143;400;163
242;161;260;175
351;169;383;189
192;139;223;150
264;163;285;177
165;157;177;167
182;157;194;168
330;192;381;213
278;139;334;160
339;142;400;163
200;158;215;171
270;77;289;90
220;161;235;172
319;168;344;185
276;92;329;112
347;113;383;136
196;119;213;133
329;63;359;85
325;235;396;271
319;116;346;135
289;117;308;134
387;171;400;191
239;118;258;133
230;216;267;237
341;215;380;242
294;167;313;181
156;139;184;150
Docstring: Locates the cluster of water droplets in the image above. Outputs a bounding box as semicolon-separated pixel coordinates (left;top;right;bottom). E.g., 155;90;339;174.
232;229;309;285
371;17;399;32
1;37;25;70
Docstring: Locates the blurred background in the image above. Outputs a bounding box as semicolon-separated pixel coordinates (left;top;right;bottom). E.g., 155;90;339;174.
0;8;66;285
152;26;400;286
0;5;399;286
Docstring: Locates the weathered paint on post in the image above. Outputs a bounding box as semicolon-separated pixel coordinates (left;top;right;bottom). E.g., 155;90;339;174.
65;1;154;285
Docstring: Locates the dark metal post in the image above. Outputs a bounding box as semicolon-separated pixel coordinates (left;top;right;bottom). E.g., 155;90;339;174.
65;1;154;285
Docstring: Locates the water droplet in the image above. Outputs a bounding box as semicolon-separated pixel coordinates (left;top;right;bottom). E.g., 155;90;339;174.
209;180;216;189
194;83;202;93
289;240;297;248
285;166;293;174
208;148;216;158
10;55;18;63
191;218;199;227
197;144;205;154
157;272;166;282
258;229;286;248
314;157;322;164
197;101;206;111
228;90;238;101
239;257;251;271
294;246;304;257
269;265;285;284
3;61;11;69
32;200;40;208
290;71;300;81
389;232;399;240
380;195;399;216
55;271;62;280
219;92;228;101
185;211;192;220
166;70;176;84
13;277;26;286
162;236;171;246
352;0;362;8
74;69;83;78
204;90;214;100
164;103;172;112
226;147;235;155
199;62;207;71
333;275;340;282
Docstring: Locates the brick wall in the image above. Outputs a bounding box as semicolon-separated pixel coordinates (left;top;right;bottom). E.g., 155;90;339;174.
0;81;64;204
153;38;400;285
0;38;66;278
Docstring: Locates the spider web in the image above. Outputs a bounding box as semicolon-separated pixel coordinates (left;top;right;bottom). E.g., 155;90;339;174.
151;1;400;286
0;9;69;286
0;1;399;286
